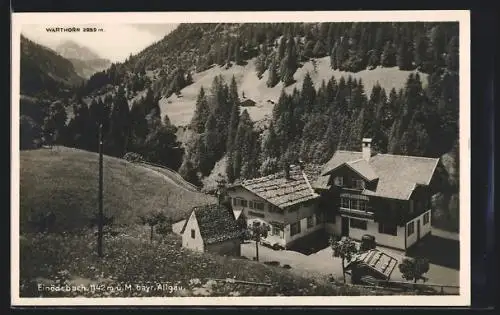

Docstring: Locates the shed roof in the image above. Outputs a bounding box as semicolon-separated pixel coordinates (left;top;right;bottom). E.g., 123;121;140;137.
346;249;398;280
181;204;242;245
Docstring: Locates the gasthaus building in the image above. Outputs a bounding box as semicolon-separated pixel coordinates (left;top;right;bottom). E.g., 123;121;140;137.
227;138;440;251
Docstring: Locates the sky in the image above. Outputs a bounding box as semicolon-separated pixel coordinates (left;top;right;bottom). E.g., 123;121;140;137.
21;23;178;62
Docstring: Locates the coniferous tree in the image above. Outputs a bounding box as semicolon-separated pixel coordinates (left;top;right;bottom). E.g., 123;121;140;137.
190;86;210;133
397;38;413;70
42;100;67;146
381;41;396;67
198;113;218;176
266;58;279;87
106;86;130;157
234;39;242;65
67;99;90;149
280;36;298;86
300;72;316;113
226;76;240;152
231;110;254;180
128;99;148;154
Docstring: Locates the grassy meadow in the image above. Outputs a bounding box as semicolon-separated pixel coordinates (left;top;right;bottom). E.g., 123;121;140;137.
19;146;216;232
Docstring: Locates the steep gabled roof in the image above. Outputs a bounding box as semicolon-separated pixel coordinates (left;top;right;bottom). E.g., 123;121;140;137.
321;151;364;176
346;159;379;181
232;164;322;209
181;204;241;245
314;150;440;200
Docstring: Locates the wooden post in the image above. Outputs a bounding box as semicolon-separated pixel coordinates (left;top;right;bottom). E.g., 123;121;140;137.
97;124;104;257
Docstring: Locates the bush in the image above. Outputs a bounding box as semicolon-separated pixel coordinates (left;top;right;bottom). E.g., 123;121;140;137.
264;261;280;267
123;152;144;162
282;264;292;269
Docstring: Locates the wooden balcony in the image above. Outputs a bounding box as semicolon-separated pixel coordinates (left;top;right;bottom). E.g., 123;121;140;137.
339;207;375;220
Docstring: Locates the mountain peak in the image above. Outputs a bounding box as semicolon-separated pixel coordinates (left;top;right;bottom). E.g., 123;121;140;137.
55;40;102;61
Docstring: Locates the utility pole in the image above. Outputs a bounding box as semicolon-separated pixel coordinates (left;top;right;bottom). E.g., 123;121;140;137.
97;123;104;257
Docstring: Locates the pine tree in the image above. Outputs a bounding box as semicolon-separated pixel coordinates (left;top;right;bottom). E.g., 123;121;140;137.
67;99;91;149
199;113;218;176
128;99;148;154
255;53;267;79
263;121;280;158
226;76;240;152
280;36;298;86
278;36;286;61
413;34;428;71
234;39;242;65
190;87;210;133
397;38;413;70
231;110;254;180
381;41;396;67
266;58;279;87
300;72;316;113
106;86;130;157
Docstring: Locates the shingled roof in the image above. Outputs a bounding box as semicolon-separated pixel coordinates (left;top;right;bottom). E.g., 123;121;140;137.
181;204;242;245
232;164;323;209
313;151;439;200
346;249;398;280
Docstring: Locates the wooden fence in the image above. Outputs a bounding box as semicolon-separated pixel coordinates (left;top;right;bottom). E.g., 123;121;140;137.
356;277;460;295
138;161;200;192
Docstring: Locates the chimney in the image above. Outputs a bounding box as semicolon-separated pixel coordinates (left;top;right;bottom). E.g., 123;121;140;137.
362;138;372;161
283;164;291;179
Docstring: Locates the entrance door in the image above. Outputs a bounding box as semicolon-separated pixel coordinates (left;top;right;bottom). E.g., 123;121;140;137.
417;219;421;241
341;217;350;237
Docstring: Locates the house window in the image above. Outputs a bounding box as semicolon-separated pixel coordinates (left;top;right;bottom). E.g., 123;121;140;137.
290;222;301;236
191;229;195;239
234;198;248;207
352;179;365;190
334;176;344;186
378;223;397;236
254;202;265;211
249;200;254;209
248;211;265;218
407;221;415;236
307;216;314;228
350;218;367;230
341;198;367;211
423;212;430;225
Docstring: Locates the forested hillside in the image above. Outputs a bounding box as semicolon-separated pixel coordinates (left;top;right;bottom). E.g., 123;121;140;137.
20;22;460;231
20;36;83;97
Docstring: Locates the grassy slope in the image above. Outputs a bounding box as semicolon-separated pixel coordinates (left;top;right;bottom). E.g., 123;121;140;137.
19;147;216;232
20;229;417;297
160;56;428;126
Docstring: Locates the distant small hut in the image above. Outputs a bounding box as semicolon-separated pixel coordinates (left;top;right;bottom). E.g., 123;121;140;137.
240;99;256;107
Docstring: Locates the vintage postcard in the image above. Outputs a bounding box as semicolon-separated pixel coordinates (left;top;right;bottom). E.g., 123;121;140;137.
11;11;470;306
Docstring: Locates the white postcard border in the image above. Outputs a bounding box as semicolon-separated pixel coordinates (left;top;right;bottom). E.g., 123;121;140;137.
11;10;471;307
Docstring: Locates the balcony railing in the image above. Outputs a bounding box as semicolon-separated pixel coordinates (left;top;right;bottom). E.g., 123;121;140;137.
339;207;375;219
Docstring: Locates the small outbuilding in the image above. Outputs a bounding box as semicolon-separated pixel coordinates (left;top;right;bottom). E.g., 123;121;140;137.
345;249;398;284
180;204;242;256
240;99;256;107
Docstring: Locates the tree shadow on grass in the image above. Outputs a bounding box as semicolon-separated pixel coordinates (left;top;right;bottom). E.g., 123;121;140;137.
406;234;460;270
